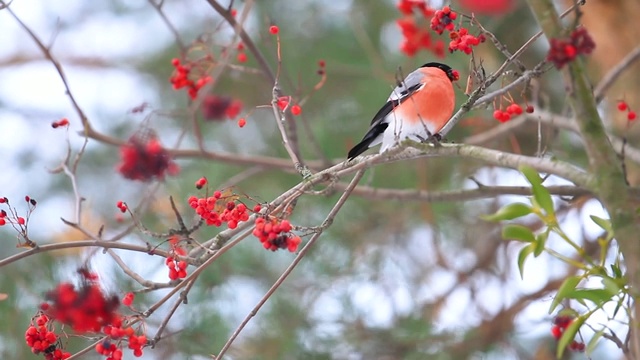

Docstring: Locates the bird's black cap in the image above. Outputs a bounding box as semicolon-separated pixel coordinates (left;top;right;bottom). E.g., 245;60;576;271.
421;62;456;82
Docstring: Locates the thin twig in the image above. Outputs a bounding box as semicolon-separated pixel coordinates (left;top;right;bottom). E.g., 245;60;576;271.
594;44;640;103
0;240;166;268
215;169;365;359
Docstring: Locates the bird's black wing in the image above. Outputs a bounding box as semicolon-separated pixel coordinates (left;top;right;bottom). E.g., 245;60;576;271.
347;83;423;160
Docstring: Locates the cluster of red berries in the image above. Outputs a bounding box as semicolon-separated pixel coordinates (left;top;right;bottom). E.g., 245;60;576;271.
98;324;147;358
547;27;595;69
42;270;121;333
493;103;534;123
188;191;252;229
253;217;302;252
51;118;69;129
276;96;302;116
396;8;445;58
117;134;179;181
617;100;637;121
0;195;32;226
195;177;207;190
166;256;189;280
448;27;486;54
550;315;585;352
431;6;485;54
430;6;456;35
122;292;135;307
165;235;188;280
236;42;248;63
201;95;243;121
25;314;71;359
397;0;435;18
116;201;127;213
170;58;212;100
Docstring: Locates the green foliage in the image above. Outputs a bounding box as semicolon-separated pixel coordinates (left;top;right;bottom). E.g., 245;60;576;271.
485;166;630;358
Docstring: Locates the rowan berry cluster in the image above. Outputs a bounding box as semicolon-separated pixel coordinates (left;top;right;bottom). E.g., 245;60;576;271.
25;314;71;359
31;269;148;359
236;42;248;63
448;27;485;54
547;27;595;69
430;6;456;35
432;6;485;54
122;292;135;307
169;58;212;100
51;118;69;129
42;270;120;333
201;95;243;121
493;103;525;123
253;217;302;252
97;324;147;358
396;2;445;58
317;59;326;76
166;256;189;280
550;315;585;352
165;235;188;280
617;100;637;121
0;195;33;227
276;96;302;115
116;201;127;213
188;191;251;229
117;133;179;181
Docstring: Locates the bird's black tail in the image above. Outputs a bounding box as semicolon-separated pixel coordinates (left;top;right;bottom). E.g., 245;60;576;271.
347;122;389;160
347;139;374;160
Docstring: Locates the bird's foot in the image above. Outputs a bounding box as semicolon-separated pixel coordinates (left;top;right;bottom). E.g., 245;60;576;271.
417;133;443;146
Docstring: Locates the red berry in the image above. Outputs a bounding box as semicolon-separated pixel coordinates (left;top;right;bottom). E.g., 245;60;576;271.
318;60;326;68
628;111;637;121
291;104;302;116
526;105;534;113
122;292;134;306
238;118;247;128
17;217;25;225
253;204;262;212
269;25;279;35
550;325;562;340
618;101;628;111
237;52;247;63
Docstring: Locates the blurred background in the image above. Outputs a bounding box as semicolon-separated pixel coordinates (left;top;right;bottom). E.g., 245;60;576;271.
0;0;638;359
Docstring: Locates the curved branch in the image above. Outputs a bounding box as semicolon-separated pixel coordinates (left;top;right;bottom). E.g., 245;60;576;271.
339;183;594;203
0;240;169;268
595;44;640;103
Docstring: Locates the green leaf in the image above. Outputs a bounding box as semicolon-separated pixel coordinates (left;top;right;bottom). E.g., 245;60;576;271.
610;264;622;278
549;276;581;314
557;315;586;358
502;224;535;243
482;203;532;221
517;243;536;279
600;276;622;295
590;215;612;233
570;289;615;307
519;165;555;216
533;231;548;257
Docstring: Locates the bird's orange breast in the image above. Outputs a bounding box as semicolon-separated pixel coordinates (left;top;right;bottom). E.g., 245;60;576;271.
394;73;454;132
